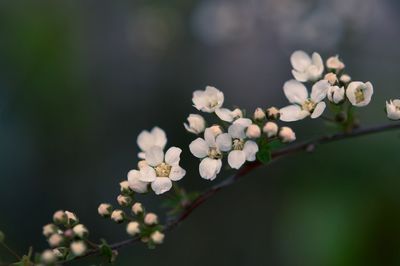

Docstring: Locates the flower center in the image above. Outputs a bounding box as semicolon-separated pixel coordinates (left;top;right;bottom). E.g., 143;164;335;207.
301;99;316;112
233;139;245;150
208;147;222;159
155;163;172;177
354;88;365;104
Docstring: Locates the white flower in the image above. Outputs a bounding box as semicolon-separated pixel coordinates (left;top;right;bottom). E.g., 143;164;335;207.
215;107;243;122
126;221;140;236
326;55;345;70
327;86;345;104
70;241;87;256
144;213;158;225
111;210;125;223
280;80;330;122
184;114;206;134
263;122;278;138
151;231;165;244
226;118;259;169
73;224;88;238
192;86;224;113
290;50;324;82
386;99;400;120
137;127;167;159
279;127;296;143
253;108;266;120
346;81;373;107
266;107;280;120
189;127;231;180
246;124;261;139
127;170;148;193
139;147;186;195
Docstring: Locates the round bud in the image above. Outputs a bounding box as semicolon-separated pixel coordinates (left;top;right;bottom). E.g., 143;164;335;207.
266;107;280;120
48;234;63;248
53;210;67;225
246;124;261;139
144;213;158;225
150;231;165;244
253;108;266;120
126;221;140;236
41;250;57;264
131;202;143;215
279;127;296;143
119;180;131;194
98;203;113;218
111;210;125;223
263;122;278;138
70;241;87;257
324;72;338;85
73;224;89;238
326;56;345;70
340;74;351;83
117;195;132;207
65;211;79;226
43;224;58;238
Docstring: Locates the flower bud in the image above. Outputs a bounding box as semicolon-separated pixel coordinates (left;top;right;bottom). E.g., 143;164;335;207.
64;229;74;239
48;234;63;248
126;221;140;236
340;74;351;83
98;203;113;218
266;107;280;120
184;114;206;134
117;195;132;207
150;231;165;244
119;180;132;194
52;248;65;258
263;122;278;138
131;202;143;215
253;108;266;120
73;224;89;238
53;210;67;225
327;86;345;104
70;241;87;257
208;125;223;136
65;211;79;226
279;127;296;143
41;250;57;264
43;224;58;238
111;210;125;223
386;99;400;120
246;124;261;139
144;213;158;225
324;73;338;85
137;160;148;170
326;55;345;70
231;108;243;119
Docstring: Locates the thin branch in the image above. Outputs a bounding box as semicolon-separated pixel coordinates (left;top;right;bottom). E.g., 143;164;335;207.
64;122;400;264
0;242;21;261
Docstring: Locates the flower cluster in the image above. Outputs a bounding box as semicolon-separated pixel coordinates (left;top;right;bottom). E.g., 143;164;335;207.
280;50;374;121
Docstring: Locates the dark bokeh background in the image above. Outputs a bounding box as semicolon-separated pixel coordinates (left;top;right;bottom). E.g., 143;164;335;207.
1;0;400;265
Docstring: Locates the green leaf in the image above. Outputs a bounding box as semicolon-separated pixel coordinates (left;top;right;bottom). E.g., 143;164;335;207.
99;239;116;263
256;138;271;164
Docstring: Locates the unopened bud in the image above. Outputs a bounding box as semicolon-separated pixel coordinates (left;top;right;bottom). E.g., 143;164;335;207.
41;250;57;264
43;224;58;238
263;122;278;138
253;108;266;120
52;248;65;258
324;72;338;85
73;224;89;238
119;180;131;194
117;195;132;207
340;74;351;83
326;55;345;70
231;108;243;119
266;107;280;120
48;234;63;248
64;229;74;239
53;210;67;225
150;231;165;244
126;221;140;236
184;114;206;134
131;202;143;215
70;241;87;257
98;203;113;218
246;124;261;139
111;210;125;223
65;211;79;226
279;127;296;143
144;213;158;225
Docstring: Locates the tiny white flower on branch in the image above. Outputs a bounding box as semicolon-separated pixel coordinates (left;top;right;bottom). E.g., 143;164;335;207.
192;86;224;113
291;50;324;82
327;86;345;104
215;108;243;123
126;221;140;236
386;99;400;120
227;118;259;169
246;124;261;139
41;250;56;264
326;55;345;70
189;127;231;180
48;234;63;248
184;114;206;134
253;108;266;120
280;80;330;121
324;73;338;85
263;122;278;138
73;224;88;238
266;107;280;120
111;210;125;223
151;231;165;244
70;241;87;256
127;169;148;193
346;81;373;107
131;202;143;215
144;213;158;225
139;147;186;195
137;127;167;159
98;203;113;217
340;74;351;83
279;127;296;143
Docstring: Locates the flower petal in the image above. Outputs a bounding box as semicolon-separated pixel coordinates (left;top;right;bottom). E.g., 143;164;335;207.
292;70;309;82
283;80;308;104
233;118;252;127
165;147;182;166
145;146;164;167
228;150;246;169
151;177;172;195
137;131;153;152
169;166;186;181
189;138;209;158
243;141;259;161
139;166;157;182
215;108;234;122
199;158;222;180
151;127;167;150
127;170;148;193
311;102;326;119
279;105;309;122
228;124;246;139
216;133;232;152
204;127;217;147
311;52;324;74
311;80;329;102
290;50;311;71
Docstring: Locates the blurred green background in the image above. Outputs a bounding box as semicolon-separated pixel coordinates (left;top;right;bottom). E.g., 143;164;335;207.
0;0;400;265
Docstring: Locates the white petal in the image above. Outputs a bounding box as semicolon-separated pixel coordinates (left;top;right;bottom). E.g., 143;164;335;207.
145;146;164;167
292;70;309;82
364;82;374;104
233;118;252;127
228;150;246;169
311;102;326;119
279;105;309;122
283;80;308;104
137;131;153;152
228;124;246;139
311;80;329;102
189;138;209;158
199;158;222;180
243;141;259;161
151;127;167;150
311;52;324;74
165;147;182;166
192;90;206;111
139;166;157;182
216;133;232;152
215;108;234;122
169;166;186;181
127;170;148;193
204;127;217;147
290;50;311;71
151;177;172;195
138;152;146;159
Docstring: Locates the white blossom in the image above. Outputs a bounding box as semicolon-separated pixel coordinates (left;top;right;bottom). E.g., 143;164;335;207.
189;127;231;180
192;86;224;113
111;210;125;223
126;221;140;236
253;108;266;120
386;99;400;120
215;107;243;122
246;124;261;139
280;80;330;122
144;213;158;225
340;74;351;83
184;114;206;134
346;81;373;107
151;231;165;244
73;224;88;238
327;86;345;104
127;170;148;193
290;50;324;82
137;127;167;159
263;122;278;138
326;55;345;70
138;147;186;195
266;107;280;120
70;241;87;256
324;72;338;85
279;127;296;143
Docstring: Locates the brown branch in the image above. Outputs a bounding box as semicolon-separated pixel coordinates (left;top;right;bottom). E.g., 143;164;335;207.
64;122;400;264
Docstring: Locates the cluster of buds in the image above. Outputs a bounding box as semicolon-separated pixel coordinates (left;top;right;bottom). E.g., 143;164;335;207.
40;210;89;264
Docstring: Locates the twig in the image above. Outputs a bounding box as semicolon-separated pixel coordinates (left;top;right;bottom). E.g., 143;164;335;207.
0;241;21;261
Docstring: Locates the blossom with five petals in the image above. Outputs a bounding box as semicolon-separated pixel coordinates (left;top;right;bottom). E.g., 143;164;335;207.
137;127;167;159
290;50;324;82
